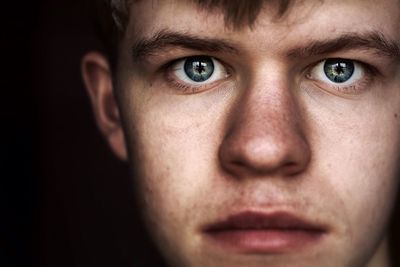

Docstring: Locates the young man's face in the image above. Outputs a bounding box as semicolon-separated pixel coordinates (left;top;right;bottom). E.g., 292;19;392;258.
83;0;400;266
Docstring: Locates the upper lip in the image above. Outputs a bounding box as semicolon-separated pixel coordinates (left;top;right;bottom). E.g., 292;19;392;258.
203;211;327;233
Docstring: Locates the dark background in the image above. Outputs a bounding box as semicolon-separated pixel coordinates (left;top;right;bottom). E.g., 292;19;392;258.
1;1;399;267
3;1;163;266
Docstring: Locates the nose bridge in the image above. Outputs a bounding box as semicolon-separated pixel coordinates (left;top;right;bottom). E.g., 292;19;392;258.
241;82;295;138
219;71;310;178
238;61;299;134
233;77;301;154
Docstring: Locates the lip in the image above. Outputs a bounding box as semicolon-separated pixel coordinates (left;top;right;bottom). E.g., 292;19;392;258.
203;211;327;254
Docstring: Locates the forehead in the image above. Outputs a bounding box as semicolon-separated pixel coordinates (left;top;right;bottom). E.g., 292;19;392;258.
124;2;399;62
125;0;400;46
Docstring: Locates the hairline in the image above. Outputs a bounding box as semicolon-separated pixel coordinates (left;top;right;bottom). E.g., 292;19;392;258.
109;0;292;34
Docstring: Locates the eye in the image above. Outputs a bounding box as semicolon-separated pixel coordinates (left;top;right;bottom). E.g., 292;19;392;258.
323;59;355;83
169;56;229;90
183;56;215;82
308;58;366;88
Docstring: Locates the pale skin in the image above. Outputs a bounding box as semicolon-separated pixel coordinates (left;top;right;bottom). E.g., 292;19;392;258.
82;0;400;266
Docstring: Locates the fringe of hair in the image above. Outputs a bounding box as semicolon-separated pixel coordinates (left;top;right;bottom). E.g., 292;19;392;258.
107;0;291;32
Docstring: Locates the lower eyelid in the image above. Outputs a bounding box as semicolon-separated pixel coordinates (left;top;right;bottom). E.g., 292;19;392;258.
309;74;373;95
164;71;218;94
163;57;232;94
305;59;374;95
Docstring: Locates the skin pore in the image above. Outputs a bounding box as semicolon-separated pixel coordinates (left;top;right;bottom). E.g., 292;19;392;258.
82;0;400;266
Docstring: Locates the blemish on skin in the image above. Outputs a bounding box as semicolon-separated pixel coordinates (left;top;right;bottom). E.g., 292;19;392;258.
395;113;398;118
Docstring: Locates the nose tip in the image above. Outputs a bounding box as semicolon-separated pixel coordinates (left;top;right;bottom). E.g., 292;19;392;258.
219;130;311;177
218;90;311;179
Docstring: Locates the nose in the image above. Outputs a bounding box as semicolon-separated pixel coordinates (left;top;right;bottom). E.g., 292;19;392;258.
218;79;311;179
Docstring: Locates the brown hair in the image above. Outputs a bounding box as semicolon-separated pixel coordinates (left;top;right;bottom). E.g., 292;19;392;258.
94;0;292;66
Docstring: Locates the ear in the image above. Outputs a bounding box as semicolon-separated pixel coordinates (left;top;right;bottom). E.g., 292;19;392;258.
81;52;127;161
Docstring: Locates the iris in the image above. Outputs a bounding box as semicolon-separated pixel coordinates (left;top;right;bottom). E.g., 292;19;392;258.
324;59;355;83
184;56;214;82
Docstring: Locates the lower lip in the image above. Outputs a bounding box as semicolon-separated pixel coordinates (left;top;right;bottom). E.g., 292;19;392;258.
205;229;324;253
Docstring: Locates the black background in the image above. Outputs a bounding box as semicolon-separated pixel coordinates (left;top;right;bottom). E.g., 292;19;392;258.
3;1;163;266
1;1;399;266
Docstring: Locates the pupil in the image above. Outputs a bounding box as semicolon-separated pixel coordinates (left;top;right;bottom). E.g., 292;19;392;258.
195;62;206;74
324;59;354;83
184;56;214;82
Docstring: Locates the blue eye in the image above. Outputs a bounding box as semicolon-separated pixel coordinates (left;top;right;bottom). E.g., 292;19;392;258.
170;56;229;90
309;58;366;91
324;59;354;83
184;56;214;82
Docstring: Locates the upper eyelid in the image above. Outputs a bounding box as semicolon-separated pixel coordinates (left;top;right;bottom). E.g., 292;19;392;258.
161;53;378;73
168;55;225;66
309;58;357;74
167;56;231;77
163;56;233;93
163;55;376;84
306;58;376;77
305;58;375;95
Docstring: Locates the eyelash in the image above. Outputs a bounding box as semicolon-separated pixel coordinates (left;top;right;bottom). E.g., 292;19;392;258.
160;56;378;95
305;58;377;95
165;77;212;94
163;56;231;94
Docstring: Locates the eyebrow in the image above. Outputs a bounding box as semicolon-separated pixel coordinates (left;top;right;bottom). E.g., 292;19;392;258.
287;31;400;59
131;30;239;61
131;30;400;62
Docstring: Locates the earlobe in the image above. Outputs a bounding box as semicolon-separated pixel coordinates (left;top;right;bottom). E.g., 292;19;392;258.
81;52;128;161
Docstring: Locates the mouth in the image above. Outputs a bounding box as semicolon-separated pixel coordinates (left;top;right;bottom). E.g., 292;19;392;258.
203;211;327;254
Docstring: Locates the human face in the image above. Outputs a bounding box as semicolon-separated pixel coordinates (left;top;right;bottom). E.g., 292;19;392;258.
113;1;400;266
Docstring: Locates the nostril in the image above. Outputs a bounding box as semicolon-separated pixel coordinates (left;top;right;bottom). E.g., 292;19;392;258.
218;131;311;179
280;161;305;176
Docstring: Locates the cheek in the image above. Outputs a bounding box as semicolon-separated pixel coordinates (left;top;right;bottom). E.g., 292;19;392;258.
121;83;237;248
308;94;400;248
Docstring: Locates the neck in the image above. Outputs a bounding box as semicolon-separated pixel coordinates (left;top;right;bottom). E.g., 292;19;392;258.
367;236;390;267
